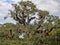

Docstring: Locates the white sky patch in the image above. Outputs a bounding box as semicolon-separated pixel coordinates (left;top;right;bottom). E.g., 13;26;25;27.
32;0;60;16
0;1;12;17
4;17;16;24
11;0;21;4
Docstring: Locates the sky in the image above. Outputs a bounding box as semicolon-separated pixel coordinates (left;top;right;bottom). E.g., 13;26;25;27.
0;0;60;24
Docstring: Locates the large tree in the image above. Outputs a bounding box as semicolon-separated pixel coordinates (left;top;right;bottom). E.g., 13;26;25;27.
9;1;60;34
10;1;37;26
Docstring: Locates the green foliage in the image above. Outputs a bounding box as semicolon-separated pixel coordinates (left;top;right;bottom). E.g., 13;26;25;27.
38;10;49;18
0;23;60;45
10;1;37;25
1;1;60;45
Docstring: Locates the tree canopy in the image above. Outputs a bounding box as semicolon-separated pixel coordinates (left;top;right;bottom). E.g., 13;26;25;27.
10;1;38;25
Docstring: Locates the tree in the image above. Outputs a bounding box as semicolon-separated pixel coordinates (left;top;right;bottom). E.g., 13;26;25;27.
10;1;57;35
10;1;37;26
